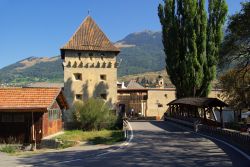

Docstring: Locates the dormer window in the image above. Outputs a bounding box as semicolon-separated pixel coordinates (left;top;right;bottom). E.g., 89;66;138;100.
74;73;82;81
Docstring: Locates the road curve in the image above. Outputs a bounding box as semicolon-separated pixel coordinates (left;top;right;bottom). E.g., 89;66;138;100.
18;121;250;167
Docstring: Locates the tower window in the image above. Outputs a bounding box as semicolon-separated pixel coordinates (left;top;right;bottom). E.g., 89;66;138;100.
89;53;93;60
101;53;104;60
78;52;81;60
100;74;107;80
74;73;82;81
100;93;107;100
75;94;83;100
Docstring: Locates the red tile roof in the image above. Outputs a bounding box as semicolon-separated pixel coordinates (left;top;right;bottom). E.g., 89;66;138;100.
0;87;68;112
61;16;120;58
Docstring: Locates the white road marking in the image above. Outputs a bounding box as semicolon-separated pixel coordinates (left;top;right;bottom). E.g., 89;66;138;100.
168;121;250;161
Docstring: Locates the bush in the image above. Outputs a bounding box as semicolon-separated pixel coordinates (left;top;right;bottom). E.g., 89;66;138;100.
72;98;120;130
0;145;18;154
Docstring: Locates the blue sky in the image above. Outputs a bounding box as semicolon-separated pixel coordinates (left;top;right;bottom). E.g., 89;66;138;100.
0;0;245;68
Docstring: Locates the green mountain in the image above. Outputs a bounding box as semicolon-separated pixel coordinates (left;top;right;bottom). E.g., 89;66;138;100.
116;30;165;76
0;56;63;84
0;30;165;84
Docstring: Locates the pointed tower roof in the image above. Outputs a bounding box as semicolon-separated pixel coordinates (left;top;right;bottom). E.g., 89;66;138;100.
61;16;120;58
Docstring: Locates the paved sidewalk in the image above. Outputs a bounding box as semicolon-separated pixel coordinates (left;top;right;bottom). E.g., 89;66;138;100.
0;128;131;167
0;141;127;167
0;152;22;167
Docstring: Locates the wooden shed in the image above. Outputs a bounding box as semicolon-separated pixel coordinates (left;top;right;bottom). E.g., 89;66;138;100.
0;87;68;143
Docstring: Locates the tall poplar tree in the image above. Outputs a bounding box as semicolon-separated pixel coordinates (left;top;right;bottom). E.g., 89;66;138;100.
158;0;227;98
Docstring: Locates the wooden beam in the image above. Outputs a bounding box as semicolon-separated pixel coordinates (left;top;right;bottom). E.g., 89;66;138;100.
220;107;224;128
204;108;207;120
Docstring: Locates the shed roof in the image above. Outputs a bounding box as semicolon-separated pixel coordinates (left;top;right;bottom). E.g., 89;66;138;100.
61;16;119;58
0;87;68;112
168;97;228;108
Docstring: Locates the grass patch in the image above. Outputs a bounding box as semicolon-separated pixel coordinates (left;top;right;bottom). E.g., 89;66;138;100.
58;140;78;149
0;145;19;154
54;130;125;145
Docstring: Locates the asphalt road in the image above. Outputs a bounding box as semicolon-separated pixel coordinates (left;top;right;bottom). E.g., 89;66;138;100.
10;121;250;166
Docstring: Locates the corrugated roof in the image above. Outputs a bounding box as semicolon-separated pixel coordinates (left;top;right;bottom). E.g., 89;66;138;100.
61;16;120;56
0;87;68;111
168;97;228;108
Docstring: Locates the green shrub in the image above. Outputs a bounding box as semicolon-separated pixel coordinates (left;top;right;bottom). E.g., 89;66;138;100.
72;98;120;130
0;145;18;154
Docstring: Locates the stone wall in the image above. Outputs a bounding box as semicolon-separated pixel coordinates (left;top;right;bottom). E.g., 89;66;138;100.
198;124;250;153
165;117;250;153
147;89;175;118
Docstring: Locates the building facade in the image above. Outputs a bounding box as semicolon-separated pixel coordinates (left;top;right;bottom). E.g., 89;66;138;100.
60;16;120;121
117;80;222;119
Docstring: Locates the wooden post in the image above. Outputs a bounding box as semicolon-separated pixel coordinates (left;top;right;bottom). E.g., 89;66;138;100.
211;107;217;121
220;107;224;128
204;108;207;121
170;105;172;116
31;112;36;151
195;107;197;118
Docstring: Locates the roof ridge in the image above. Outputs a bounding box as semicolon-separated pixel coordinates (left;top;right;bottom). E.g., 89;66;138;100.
63;16;90;49
60;16;120;56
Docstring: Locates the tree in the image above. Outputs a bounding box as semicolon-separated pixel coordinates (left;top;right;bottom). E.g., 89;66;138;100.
72;98;118;130
219;67;250;111
158;0;227;98
219;2;250;78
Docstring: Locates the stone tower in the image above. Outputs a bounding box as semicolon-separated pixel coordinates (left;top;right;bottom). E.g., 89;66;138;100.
60;16;120;121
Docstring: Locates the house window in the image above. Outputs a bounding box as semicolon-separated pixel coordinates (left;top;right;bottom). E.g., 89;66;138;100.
48;109;61;120
100;93;107;100
74;73;82;81
1;114;12;122
75;94;83;100
158;103;163;107
13;115;24;122
100;74;107;81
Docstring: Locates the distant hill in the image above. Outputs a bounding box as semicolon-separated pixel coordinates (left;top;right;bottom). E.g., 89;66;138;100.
119;70;174;88
0;30;165;84
0;56;63;84
116;30;165;76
